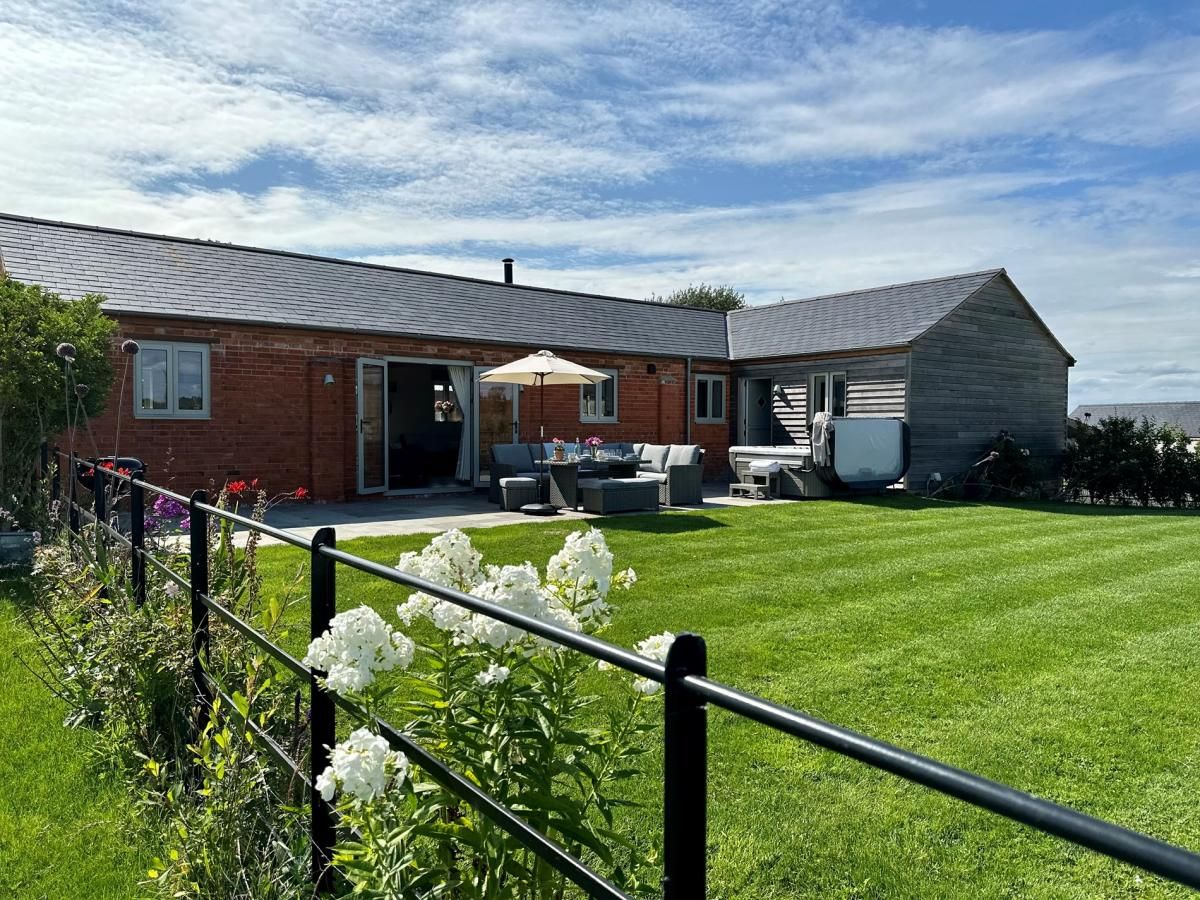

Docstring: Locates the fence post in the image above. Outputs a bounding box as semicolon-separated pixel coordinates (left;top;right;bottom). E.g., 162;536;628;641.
93;465;106;529
68;454;80;534
130;475;146;608
310;526;338;890
189;490;212;733
663;633;708;900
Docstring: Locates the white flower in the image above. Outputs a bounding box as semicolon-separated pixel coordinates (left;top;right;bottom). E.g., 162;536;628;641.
164;581;181;599
632;631;676;695
547;528;614;594
614;567;637;589
475;664;511;686
316;727;407;802
304;606;414;694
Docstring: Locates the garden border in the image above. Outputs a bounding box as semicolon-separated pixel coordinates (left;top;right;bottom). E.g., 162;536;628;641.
54;449;1200;897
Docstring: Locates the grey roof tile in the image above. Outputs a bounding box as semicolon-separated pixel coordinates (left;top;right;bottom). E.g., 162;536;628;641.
1070;402;1200;437
0;213;730;360
726;270;1002;360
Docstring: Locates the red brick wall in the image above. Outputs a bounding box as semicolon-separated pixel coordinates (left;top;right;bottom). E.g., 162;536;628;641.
83;316;732;501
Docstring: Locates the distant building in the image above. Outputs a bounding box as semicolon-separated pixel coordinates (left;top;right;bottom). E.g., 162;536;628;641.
1070;402;1200;450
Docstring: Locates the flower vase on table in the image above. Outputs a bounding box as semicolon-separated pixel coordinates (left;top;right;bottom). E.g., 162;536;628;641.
551;437;566;461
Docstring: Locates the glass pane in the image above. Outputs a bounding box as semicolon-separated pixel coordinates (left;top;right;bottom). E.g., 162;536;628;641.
696;380;709;419
581;384;596;419
711;379;723;417
478;382;514;484
832;375;847;417
811;374;827;421
601;379;615;418
177;350;205;411
360;364;386;490
140;348;168;410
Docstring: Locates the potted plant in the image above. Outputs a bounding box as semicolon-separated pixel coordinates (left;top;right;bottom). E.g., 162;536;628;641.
585;435;604;459
434;399;455;422
551;437;566;461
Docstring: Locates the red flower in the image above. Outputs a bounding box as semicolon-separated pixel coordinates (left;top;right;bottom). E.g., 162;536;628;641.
83;467;95;477
227;479;248;495
250;478;260;490
294;486;310;500
117;467;133;477
100;460;115;469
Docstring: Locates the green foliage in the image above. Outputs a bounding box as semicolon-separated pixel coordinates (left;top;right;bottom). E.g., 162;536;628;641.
1064;415;1199;507
19;487;311;899
646;282;747;312
0;277;114;527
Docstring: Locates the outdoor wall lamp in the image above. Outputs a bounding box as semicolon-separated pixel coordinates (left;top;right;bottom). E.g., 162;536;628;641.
323;373;335;386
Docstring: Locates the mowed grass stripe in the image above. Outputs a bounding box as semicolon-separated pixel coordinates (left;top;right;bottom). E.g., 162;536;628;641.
251;498;1200;899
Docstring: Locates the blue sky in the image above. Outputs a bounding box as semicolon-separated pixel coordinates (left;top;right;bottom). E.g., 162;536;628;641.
2;0;1198;406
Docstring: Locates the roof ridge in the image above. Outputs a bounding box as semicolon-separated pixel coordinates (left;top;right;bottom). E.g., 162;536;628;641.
1074;400;1200;409
0;210;727;316
729;268;1005;315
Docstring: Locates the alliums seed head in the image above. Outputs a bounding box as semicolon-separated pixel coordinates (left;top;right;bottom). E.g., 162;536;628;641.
56;342;77;361
74;383;89;398
120;339;140;355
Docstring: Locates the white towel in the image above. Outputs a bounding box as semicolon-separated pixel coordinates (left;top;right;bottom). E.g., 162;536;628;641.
811;412;833;466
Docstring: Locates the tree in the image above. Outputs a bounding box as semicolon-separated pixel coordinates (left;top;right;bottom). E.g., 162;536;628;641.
0;277;114;529
647;283;747;312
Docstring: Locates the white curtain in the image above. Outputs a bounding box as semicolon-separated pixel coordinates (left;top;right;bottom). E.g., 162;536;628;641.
448;365;474;482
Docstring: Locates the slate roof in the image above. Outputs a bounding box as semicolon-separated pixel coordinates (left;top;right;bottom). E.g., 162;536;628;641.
726;269;1004;360
0;213;730;360
1070;402;1200;437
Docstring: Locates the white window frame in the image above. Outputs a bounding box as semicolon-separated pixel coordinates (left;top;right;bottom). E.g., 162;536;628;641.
579;369;619;423
694;374;726;424
808;371;847;427
134;341;211;419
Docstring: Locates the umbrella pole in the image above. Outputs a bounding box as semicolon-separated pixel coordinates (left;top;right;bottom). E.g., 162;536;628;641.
521;372;556;516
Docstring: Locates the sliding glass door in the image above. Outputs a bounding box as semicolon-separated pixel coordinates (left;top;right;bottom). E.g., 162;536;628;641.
474;366;519;487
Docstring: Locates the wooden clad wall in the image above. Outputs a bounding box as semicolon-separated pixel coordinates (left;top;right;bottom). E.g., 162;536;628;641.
907;276;1070;489
734;351;909;450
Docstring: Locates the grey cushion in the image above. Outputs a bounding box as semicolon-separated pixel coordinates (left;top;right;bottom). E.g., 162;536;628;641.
499;477;536;487
493;443;533;470
667;444;702;468
640;443;671;473
637;471;668;484
633;442;645;457
592;478;654;491
577;478;605;489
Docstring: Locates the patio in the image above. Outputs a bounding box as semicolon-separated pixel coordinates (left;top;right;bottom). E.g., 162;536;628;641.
252;484;777;545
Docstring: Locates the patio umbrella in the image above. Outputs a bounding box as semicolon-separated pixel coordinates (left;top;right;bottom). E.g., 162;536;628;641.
479;350;610;514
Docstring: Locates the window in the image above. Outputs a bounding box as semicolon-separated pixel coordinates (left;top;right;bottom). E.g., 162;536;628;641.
135;341;210;418
808;372;846;428
580;369;618;423
695;374;726;424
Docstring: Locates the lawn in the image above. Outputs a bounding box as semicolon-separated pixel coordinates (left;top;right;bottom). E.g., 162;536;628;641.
0;579;151;900
251;496;1200;899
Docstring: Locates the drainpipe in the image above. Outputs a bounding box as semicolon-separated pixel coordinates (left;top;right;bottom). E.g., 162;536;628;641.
685;357;692;444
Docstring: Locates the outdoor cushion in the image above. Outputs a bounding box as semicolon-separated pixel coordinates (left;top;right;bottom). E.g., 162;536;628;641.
633;443;645;457
498;477;537;487
640;443;671;473
493;443;534;471
666;444;702;468
590;478;649;491
637;471;668;484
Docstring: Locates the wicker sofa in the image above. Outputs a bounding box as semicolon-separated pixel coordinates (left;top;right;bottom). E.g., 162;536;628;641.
488;442;704;506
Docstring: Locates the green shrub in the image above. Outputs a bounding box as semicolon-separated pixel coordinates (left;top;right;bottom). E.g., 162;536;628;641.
1064;416;1198;507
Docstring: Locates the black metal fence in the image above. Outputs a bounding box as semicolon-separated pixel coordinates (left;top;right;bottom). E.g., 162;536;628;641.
52;451;1200;898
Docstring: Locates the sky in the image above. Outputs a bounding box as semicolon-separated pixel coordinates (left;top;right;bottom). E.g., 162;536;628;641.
1;0;1198;407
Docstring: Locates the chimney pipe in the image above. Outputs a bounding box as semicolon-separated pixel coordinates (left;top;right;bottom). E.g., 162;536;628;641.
502;257;514;284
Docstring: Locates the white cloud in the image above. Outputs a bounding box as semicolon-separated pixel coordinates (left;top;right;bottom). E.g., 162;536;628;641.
0;0;1197;408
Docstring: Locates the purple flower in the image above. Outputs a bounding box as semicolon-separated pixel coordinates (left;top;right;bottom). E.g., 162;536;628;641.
120;339;140;355
143;515;162;533
179;515;191;532
56;342;76;361
152;495;187;519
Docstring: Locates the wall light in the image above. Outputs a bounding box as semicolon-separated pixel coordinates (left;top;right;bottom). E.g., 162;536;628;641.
323;373;335;386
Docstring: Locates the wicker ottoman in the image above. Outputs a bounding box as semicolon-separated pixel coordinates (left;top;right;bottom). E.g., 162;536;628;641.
499;477;539;511
578;478;659;515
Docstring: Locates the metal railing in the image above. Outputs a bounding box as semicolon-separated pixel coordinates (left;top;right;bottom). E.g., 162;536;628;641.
52;450;1200;897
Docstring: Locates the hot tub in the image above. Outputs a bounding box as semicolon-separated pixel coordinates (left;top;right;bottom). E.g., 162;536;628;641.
728;446;832;498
